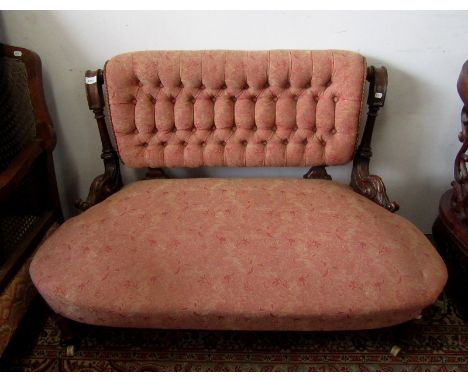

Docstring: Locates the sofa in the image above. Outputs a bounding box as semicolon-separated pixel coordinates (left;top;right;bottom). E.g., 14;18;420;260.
29;50;448;348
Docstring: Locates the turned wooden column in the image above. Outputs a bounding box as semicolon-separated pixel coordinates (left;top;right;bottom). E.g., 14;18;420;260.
432;60;468;320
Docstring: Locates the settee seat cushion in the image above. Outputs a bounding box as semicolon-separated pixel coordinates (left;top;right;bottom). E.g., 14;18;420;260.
30;179;447;331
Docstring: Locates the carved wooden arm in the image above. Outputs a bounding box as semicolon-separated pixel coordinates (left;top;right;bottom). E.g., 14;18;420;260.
451;60;468;222
350;66;399;212
75;69;123;211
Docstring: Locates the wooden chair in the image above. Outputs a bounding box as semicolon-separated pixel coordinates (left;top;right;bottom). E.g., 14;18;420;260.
0;43;62;356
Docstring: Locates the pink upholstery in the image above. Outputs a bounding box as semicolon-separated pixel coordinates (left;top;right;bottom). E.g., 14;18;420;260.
30;179;447;331
104;50;366;168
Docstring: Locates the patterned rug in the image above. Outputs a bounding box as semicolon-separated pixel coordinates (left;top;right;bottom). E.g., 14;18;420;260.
0;294;466;371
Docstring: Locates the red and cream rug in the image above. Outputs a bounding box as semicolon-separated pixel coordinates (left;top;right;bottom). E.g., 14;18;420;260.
0;294;466;371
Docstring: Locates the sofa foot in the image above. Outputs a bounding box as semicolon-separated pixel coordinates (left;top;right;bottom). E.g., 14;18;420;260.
390;345;402;357
55;314;80;354
66;344;76;357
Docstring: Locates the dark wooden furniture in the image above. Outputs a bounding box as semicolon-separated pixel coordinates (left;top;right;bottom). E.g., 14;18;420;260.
0;43;63;355
433;60;468;320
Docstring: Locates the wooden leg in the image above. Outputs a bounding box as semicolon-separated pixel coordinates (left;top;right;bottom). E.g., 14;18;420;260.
432;216;468;321
390;345;402;357
432;217;445;253
55;314;80;355
385;321;415;358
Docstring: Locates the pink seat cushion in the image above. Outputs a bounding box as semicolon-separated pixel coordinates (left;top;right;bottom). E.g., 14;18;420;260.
30;179;447;331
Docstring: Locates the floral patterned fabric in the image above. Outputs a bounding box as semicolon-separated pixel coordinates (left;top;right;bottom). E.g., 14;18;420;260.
2;294;466;371
104;50;366;168
30;179;447;331
1;223;59;356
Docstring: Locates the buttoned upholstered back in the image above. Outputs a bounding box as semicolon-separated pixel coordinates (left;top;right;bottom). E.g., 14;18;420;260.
103;50;367;168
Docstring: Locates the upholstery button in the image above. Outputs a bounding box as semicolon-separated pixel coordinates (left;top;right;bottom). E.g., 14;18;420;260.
191;127;196;132
293;95;298;101
273;96;278;102
252;126;257;131
170;97;176;104
201;141;206;146
232;126;237;131
221;141;226;146
320;139;326;146
283;139;289;145
191;97;196;104
142;142;148;147
211;96;216;102
150;96;156;104
333;96;339;103
242;140;248;146
221;84;227;89
171;127;177;133
230;96;236;102
161;141;167;147
183;141;188;147
159;83;164;88
138;81;143;87
293;126;298;131
200;84;206;90
271;126;277;131
303;139;308;145
132;98;137;105
261;140;267;146
252;96;257;102
314;96;319;102
243;84;249;90
331;127;337;134
211;126;216;131
326;80;332;87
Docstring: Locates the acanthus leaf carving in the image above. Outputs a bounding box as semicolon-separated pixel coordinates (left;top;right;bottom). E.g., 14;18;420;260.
350;66;399;213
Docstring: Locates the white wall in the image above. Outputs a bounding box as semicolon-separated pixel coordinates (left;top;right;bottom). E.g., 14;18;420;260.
1;10;467;232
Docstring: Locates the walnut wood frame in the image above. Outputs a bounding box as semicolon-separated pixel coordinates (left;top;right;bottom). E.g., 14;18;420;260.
75;70;123;211
79;65;396;213
349;66;399;212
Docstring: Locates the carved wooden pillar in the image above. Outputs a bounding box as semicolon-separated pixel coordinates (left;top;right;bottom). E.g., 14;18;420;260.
432;60;468;320
451;61;468;222
75;70;123;211
350;66;399;212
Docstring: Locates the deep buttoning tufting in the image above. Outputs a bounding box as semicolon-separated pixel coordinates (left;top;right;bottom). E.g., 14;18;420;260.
104;50;367;168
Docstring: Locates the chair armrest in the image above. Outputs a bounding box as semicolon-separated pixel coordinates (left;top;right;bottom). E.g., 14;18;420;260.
0;140;43;203
74;69;122;211
350;66;399;212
